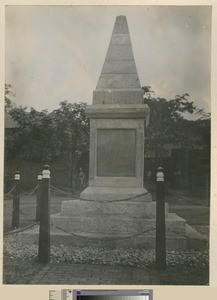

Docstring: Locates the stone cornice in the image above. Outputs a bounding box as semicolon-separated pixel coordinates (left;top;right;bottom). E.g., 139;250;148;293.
85;104;150;119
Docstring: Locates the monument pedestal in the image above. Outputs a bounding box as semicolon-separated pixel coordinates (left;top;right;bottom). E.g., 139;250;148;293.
81;104;150;202
81;187;151;201
51;199;182;245
50;200;207;250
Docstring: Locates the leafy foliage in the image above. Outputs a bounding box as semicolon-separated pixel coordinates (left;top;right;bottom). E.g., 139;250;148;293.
7;101;89;161
5;82;210;189
142;86;210;161
50;101;89;158
50;101;89;190
5;83;14;109
8;107;55;162
5;98;89;190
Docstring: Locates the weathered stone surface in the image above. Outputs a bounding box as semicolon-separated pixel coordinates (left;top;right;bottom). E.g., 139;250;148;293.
110;34;131;45
93;90;144;104
97;129;136;177
96;74;141;89
86;104;149;119
80;187;151;201
51;212;186;236
105;45;134;61
96;15;141;93
19;223;208;250
101;61;138;74
89;177;143;187
60;200;169;219
112;16;129;34
87;118;145;185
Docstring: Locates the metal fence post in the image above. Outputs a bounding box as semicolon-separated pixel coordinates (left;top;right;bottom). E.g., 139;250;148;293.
38;165;50;264
36;172;42;222
12;171;21;229
156;166;166;270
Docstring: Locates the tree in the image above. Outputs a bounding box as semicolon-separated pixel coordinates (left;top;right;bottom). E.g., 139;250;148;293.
50;101;89;191
142;86;210;164
8;106;57;162
5;83;14;109
5;100;89;191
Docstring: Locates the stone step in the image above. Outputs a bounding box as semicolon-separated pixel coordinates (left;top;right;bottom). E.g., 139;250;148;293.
80;186;152;201
60;199;169;219
50;213;186;236
18;223;208;251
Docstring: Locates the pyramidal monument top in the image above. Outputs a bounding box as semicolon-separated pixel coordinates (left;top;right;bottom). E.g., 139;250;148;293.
93;15;143;104
111;15;130;34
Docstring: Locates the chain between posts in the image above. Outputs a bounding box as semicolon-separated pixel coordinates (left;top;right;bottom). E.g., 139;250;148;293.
36;172;42;222
51;185;151;202
4;184;39;201
52;224;157;241
5;168;188;253
10;171;41;227
4;185;16;197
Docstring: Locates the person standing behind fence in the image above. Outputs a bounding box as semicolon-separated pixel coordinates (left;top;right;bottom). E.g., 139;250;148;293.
147;170;152;182
78;167;85;190
174;167;182;189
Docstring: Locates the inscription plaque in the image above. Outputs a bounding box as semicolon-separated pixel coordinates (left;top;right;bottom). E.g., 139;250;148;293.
97;129;136;177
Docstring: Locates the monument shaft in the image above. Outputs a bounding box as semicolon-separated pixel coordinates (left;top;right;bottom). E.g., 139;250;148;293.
81;15;150;201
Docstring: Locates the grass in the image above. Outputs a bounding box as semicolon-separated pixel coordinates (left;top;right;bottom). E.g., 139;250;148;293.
169;206;209;225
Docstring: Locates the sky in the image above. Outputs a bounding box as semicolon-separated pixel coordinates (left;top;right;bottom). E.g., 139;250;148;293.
5;5;211;113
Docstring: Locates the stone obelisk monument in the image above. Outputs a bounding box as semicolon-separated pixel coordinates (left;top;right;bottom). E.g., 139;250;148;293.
81;15;150;201
51;16;203;250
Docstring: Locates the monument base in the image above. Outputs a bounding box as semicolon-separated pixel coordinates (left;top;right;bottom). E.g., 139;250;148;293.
50;198;208;250
80;186;152;201
19;221;207;251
